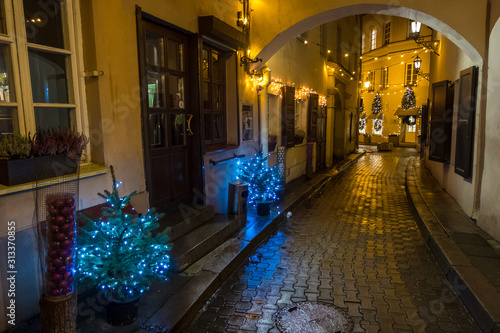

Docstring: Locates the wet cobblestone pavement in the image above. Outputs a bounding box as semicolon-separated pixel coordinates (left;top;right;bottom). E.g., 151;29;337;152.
187;148;480;333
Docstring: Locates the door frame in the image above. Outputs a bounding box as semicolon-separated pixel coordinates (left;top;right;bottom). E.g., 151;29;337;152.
136;7;203;208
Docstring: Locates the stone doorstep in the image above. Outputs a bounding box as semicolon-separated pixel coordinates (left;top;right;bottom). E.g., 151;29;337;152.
142;152;365;333
405;158;500;333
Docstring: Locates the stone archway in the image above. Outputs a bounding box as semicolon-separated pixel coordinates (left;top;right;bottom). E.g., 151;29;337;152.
249;2;484;68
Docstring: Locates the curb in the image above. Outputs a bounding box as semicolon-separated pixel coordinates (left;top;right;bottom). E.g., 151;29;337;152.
405;157;500;333
161;151;365;332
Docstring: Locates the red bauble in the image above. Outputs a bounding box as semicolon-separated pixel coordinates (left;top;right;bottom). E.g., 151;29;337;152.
64;256;73;266
51;258;62;266
65;214;74;223
65;197;75;206
51;273;62;281
60;207;73;216
60;239;72;248
50;241;61;249
47;265;57;274
67;231;75;239
49;224;59;233
64;271;72;280
55;199;65;208
58;280;68;289
55;216;66;225
60;222;74;233
55;233;66;242
48;250;59;258
60;249;71;257
48;208;59;216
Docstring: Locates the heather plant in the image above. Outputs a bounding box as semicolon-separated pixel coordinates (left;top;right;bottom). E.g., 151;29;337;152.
0;135;32;159
31;130;89;160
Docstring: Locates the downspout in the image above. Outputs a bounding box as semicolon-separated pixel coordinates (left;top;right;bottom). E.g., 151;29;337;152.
258;66;272;154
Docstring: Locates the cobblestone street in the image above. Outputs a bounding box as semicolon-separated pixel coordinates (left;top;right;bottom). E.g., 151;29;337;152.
187;148;480;333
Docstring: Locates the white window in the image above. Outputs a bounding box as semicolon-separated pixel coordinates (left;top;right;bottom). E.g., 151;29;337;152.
361;34;365;54
367;70;375;91
370;28;377;50
384;22;391;45
0;0;85;137
405;63;417;86
381;67;388;89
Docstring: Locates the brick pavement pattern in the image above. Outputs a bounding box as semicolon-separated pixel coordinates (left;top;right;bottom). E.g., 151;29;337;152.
187;148;480;333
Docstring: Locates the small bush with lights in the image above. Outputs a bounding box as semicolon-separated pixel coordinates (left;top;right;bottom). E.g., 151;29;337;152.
237;148;280;206
76;166;170;303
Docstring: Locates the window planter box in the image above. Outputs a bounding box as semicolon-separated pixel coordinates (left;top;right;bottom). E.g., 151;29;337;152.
0;154;79;186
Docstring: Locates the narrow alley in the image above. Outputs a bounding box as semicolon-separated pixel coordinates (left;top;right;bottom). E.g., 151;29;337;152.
187;147;479;333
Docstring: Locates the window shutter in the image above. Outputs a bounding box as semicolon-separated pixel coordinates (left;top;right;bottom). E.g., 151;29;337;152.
428;80;453;163
455;66;478;178
307;93;318;142
281;86;295;148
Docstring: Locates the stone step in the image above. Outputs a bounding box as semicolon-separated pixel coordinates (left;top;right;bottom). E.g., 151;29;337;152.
158;205;215;242
169;213;244;272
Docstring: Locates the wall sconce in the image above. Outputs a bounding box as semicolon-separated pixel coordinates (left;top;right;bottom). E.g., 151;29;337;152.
241;50;262;74
364;81;370;89
413;55;430;80
409;20;440;55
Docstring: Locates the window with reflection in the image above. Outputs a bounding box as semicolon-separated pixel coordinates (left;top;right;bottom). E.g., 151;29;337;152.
202;44;226;149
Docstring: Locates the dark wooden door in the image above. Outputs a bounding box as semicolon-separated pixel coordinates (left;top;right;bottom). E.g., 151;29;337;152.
308;94;326;170
429;80;453;164
281;86;295;148
139;21;194;207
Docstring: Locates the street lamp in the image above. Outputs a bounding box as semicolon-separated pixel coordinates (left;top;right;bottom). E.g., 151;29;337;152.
413;55;429;80
409;20;440;55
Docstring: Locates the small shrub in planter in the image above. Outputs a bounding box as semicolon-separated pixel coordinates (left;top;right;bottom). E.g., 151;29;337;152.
294;128;306;145
0;130;88;186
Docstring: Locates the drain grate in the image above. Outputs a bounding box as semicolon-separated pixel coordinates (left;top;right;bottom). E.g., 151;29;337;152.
275;301;353;333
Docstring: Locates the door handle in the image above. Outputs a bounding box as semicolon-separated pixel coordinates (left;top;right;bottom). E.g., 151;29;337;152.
187;114;194;136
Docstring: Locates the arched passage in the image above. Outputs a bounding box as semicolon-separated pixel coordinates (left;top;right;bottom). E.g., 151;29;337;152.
250;2;483;68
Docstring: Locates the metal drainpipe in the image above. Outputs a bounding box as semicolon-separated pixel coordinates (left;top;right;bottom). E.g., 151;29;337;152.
257;66;272;154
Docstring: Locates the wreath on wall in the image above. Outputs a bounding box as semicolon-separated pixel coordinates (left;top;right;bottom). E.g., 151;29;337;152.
403;116;416;126
359;119;366;131
373;119;382;131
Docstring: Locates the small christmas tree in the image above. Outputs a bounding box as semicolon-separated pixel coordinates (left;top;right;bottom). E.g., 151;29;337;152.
237;148;280;205
401;86;416;109
76;166;170;303
372;92;382;114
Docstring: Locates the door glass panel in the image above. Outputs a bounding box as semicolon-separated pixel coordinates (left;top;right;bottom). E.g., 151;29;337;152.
0;44;15;102
171;114;185;146
168;75;184;109
0;106;14;137
167;39;183;71
202;82;210;109
29;49;69;103
0;4;6;35
213;113;224;140
149;113;165;147
24;0;65;49
204;113;211;141
146;32;164;67
34;107;73;131
213;84;224;111
212;51;223;82
202;48;209;79
147;72;165;108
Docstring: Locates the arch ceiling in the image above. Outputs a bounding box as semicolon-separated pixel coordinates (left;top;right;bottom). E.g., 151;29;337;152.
250;2;484;67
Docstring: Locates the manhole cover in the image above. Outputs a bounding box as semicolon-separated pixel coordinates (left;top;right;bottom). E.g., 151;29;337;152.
275;301;353;333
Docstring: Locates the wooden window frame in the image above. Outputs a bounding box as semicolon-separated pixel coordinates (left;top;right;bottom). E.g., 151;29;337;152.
202;44;227;150
370;28;377;50
454;66;478;178
281;85;295;148
428;80;454;164
381;67;389;89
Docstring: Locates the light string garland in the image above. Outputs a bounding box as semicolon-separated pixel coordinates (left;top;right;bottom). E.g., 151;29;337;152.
268;78;327;106
76;166;170;303
237;149;280;206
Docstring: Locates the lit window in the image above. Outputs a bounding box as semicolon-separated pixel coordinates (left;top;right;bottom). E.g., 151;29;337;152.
381;67;389;89
371;28;377;50
368;71;375;91
405;63;417;86
361;34;365;54
0;0;84;137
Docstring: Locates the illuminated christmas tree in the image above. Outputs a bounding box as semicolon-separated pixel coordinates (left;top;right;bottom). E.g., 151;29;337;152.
76;166;170;303
237;148;280;206
401;86;416;109
372;92;382;114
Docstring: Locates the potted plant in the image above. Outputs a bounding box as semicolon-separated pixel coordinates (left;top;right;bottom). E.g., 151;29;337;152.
294;128;306;145
268;132;278;152
237;148;280;216
76;166;170;326
0;129;88;186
